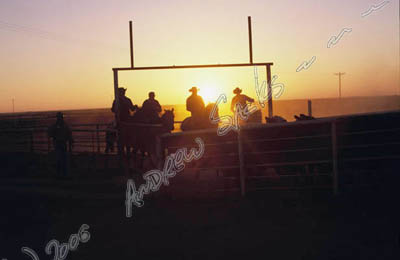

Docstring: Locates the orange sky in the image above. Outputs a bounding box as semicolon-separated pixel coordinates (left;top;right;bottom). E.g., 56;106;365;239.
0;0;399;113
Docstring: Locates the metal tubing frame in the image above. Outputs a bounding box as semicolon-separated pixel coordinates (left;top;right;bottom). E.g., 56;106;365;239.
129;21;134;68
112;62;274;123
112;17;275;157
112;62;274;121
248;16;253;64
113;17;275;122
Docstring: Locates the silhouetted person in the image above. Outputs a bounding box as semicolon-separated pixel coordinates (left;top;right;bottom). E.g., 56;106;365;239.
111;87;138;122
231;87;255;112
47;112;73;178
186;87;205;123
142;91;162;122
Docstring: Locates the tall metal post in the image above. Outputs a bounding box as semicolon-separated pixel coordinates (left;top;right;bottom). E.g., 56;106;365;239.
113;69;120;121
113;69;122;157
129;21;134;68
266;65;273;118
248;16;253;64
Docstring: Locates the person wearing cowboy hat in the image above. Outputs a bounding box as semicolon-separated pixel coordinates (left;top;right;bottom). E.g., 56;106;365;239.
111;87;138;122
230;87;255;113
186;86;205;122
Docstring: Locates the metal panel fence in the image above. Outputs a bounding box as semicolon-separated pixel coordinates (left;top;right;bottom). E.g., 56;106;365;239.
0;111;399;196
160;111;400;196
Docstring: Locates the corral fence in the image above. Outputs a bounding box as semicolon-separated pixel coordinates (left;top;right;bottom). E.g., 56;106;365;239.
159;111;400;197
0;111;399;196
0;121;182;173
0;123;122;173
0;123;116;155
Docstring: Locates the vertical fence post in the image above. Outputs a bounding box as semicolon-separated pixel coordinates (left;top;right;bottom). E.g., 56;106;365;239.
237;130;246;197
96;124;100;154
266;65;273;118
155;136;163;170
331;121;338;195
92;131;95;154
29;131;34;153
308;100;312;117
91;130;96;171
48;136;51;154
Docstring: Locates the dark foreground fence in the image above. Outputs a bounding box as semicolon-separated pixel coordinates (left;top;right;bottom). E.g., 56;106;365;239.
160;110;400;197
0;123;116;155
0;111;399;196
0;123;121;175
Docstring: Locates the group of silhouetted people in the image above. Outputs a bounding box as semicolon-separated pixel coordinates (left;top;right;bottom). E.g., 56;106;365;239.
110;85;255;126
47;85;255;178
111;87;162;124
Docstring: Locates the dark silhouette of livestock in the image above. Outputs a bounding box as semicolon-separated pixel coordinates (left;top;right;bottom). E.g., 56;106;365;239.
118;108;175;169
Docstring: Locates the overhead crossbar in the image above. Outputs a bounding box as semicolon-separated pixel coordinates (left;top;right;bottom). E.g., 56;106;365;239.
113;62;273;71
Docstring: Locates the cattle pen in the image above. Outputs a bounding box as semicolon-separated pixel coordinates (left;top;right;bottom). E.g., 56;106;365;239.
1;17;398;199
1;110;399;198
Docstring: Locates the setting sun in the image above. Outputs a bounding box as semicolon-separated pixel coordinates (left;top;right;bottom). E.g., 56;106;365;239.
198;85;219;104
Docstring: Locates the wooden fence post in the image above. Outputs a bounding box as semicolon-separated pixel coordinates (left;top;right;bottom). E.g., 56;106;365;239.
331;121;338;195
308;100;312;117
238;130;246;197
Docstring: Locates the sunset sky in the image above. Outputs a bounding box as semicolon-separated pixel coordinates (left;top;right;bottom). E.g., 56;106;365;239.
0;0;399;112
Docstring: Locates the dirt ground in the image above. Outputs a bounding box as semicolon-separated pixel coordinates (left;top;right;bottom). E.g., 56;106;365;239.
0;172;399;260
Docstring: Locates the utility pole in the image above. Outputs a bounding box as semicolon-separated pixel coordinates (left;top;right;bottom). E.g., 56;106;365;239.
334;72;345;98
12;98;14;113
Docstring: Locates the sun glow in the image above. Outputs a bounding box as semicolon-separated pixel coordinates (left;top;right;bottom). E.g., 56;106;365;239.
198;84;219;104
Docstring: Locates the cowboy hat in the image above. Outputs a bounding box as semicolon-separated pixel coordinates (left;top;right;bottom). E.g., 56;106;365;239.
189;86;199;92
233;87;242;94
118;87;127;92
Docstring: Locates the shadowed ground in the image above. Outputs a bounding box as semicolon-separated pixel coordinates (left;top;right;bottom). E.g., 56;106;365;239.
0;172;399;260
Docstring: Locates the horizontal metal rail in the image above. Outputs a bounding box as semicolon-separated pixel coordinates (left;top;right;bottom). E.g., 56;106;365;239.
243;134;331;143
340;142;400;149
113;62;273;71
247;160;332;168
340;127;400;136
342;155;400;162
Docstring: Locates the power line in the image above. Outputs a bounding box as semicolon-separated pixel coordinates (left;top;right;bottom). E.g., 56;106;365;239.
334;72;345;98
